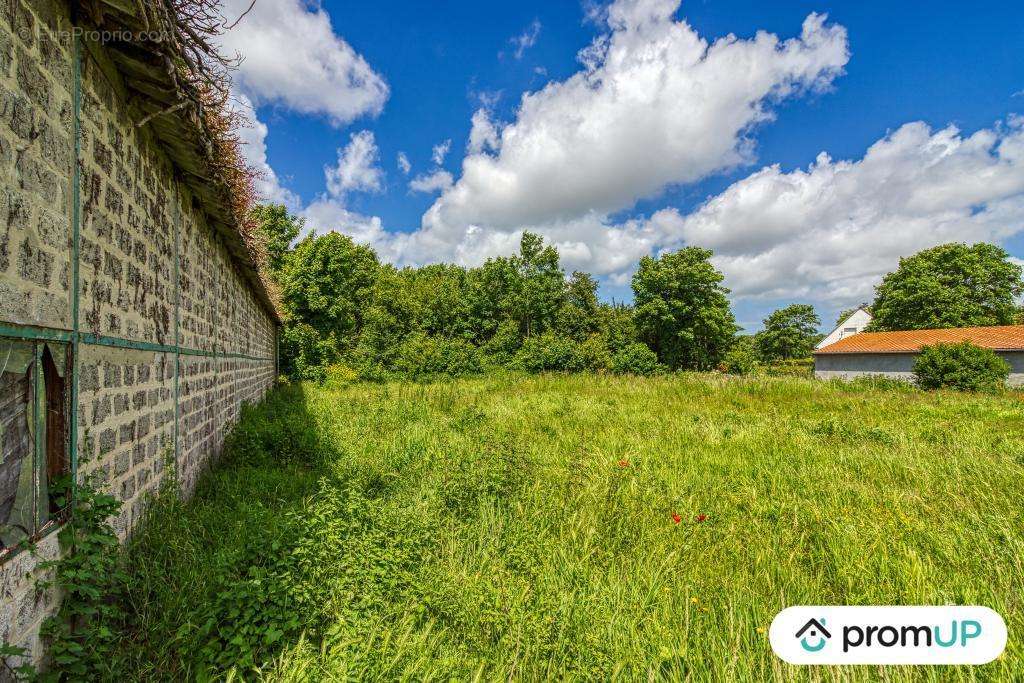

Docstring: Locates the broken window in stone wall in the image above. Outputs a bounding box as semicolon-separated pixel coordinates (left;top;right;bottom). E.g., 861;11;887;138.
0;339;71;558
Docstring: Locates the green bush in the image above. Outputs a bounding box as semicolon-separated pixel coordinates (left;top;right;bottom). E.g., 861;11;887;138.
479;319;523;366
394;334;483;379
720;337;761;375
323;363;360;389
280;322;339;382
578;334;612;372
764;358;813;377
913;341;1010;392
610;342;660;375
515;333;589;372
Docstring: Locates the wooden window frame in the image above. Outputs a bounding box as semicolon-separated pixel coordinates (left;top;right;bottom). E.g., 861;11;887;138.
0;338;72;562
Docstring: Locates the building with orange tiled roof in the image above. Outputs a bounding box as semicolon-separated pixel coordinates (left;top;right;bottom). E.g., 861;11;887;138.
813;325;1024;386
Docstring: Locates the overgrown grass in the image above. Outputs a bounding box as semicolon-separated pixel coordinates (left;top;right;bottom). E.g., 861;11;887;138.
102;374;1024;680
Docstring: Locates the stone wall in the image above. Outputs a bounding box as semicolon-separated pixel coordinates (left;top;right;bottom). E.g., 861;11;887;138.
0;0;74;330
0;0;278;665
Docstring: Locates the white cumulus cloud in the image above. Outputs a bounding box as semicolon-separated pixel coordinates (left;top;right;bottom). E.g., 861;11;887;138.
409;170;455;194
326;131;384;196
397;151;412;175
670;120;1024;303
230;92;300;208
359;0;849;274
303;131;386;241
431;139;452;165
467;109;500;154
219;0;388;126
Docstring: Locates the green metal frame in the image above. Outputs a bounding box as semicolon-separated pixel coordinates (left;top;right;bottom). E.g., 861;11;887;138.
69;32;82;487
1;20;278;566
0;324;74;343
0;326;272;362
173;197;181;471
2;32;271;505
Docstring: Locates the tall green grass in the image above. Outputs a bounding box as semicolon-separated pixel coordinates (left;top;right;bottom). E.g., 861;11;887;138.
103;374;1024;680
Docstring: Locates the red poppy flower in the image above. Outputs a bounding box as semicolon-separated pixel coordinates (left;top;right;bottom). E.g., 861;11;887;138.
617;459;629;468
671;513;682;524
695;514;707;523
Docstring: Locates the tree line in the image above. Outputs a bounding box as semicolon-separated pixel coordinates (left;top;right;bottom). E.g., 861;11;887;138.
252;205;1024;381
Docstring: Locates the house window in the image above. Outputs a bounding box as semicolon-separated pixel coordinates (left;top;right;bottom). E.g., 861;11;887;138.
843;327;857;334
0;338;71;558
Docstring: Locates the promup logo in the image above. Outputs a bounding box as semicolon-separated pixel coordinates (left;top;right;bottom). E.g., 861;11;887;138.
795;618;831;652
770;606;1006;665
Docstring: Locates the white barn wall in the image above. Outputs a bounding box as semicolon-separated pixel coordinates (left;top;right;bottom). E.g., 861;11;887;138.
816;309;873;350
814;351;1024;387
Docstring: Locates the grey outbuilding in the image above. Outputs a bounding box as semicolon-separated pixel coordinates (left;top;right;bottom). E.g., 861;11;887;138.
814;325;1024;386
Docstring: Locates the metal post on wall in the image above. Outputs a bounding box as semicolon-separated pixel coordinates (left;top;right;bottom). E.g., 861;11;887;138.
173;195;181;478
68;31;82;492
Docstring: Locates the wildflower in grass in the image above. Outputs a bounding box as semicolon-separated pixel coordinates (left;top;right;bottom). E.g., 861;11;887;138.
757;627;765;634
672;513;682;524
618;459;629;467
695;514;707;523
691;597;698;604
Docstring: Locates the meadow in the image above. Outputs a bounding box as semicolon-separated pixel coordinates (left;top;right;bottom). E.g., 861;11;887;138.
102;374;1024;680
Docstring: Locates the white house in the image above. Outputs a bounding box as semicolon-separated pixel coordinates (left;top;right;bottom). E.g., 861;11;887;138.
816;307;873;350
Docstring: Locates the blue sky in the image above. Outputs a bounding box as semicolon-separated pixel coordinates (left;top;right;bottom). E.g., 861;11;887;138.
220;0;1024;331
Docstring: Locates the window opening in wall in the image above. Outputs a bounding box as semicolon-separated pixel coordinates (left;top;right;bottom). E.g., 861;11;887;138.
0;338;71;559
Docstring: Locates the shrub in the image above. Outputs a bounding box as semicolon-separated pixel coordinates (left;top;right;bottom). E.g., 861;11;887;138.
324;363;359;389
610;342;660;376
280;322;339;382
720;337;761;375
480;319;523;366
913;341;1010;392
578;334;612;372
394;335;483;379
515;333;588;373
763;358;813;378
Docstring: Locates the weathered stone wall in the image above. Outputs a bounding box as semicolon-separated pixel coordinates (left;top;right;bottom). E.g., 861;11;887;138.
0;0;278;665
78;40;177;347
0;0;74;330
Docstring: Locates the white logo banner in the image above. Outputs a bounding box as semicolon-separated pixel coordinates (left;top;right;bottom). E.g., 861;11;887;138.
770;606;1007;665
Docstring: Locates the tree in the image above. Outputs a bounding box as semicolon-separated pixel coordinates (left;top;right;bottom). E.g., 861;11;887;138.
465;232;566;344
513;232;565;338
595;302;638;354
403;264;473;340
280;232;380;351
557;271;600;341
868;243;1024;331
354;265;421;370
250;204;303;279
720;335;761;375
757;304;820;361
632;247;737;370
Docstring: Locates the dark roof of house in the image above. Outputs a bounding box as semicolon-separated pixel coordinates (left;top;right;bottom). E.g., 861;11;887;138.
814;325;1024;354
